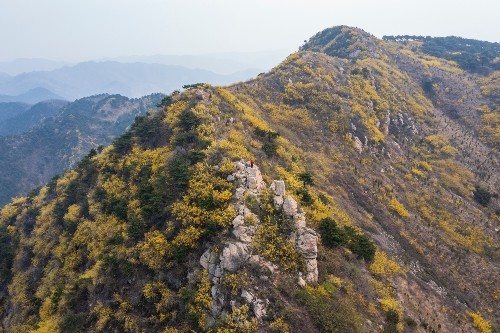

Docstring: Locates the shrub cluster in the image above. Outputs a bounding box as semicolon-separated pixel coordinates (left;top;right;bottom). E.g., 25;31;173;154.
319;217;375;261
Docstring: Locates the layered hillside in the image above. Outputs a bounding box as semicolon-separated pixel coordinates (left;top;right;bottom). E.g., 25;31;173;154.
0;26;498;333
0;93;162;205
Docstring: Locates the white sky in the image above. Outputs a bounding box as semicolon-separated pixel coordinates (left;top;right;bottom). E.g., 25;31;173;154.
0;0;498;62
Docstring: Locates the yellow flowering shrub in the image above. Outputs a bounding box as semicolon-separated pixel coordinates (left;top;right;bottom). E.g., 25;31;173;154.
370;251;401;276
138;230;169;269
389;197;410;218
468;311;492;333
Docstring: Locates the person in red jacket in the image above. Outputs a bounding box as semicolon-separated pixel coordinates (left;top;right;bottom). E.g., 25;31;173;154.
250;160;254;168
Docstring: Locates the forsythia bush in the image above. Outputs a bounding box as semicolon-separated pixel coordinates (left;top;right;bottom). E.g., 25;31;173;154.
138;230;169;269
369;251;401;276
389;197;410;218
468;311;492;333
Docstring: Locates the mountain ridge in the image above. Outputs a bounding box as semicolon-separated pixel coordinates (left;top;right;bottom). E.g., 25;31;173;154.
0;26;497;333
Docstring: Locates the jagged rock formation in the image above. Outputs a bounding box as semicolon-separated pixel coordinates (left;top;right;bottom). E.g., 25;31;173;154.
200;160;318;322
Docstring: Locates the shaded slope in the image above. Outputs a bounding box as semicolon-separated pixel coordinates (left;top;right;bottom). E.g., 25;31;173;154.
0;62;260;101
383;35;500;73
0;93;162;205
0;102;30;122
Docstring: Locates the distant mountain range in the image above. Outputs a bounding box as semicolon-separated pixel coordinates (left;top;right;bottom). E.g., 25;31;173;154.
0;51;289;76
0;51;290;103
0;61;261;103
108;50;289;74
0;87;64;104
0;58;70;76
0;102;30;122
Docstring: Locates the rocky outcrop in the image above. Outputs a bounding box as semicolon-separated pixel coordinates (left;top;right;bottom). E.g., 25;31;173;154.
270;180;319;283
220;242;250;272
232;205;258;243
231;160;265;195
270;180;285;196
199;160;319;322
241;289;268;320
283;195;298;217
199;160;269;319
296;229;319;282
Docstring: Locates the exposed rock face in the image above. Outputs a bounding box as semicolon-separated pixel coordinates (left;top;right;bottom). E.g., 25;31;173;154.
273;195;284;207
199;160;319;322
296;228;319;282
270;178;319;283
296;229;318;259
241;289;268;320
270;180;285;196
200;160;270;319
294;212;307;229
200;249;217;272
283;195;298;217
220;242;250;272
271;180;286;208
353;135;364;153
232;214;256;243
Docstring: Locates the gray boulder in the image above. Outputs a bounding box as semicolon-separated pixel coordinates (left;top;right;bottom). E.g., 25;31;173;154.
220;242;250;272
270;180;285;196
283;195;298;217
233;225;256;243
294;212;306;229
296;228;318;259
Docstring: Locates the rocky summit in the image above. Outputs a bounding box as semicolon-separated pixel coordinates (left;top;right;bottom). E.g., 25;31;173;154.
0;26;498;333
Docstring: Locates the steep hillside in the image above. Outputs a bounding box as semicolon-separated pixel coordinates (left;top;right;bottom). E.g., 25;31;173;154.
0;26;498;333
0;93;162;205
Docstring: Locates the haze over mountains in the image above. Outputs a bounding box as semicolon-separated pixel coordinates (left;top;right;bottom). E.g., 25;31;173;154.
108;50;289;75
0;87;63;104
0;51;288;204
0;58;71;76
0;51;289;103
0;62;253;101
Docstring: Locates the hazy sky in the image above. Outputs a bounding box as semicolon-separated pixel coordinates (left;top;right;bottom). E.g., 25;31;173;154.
0;0;498;62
